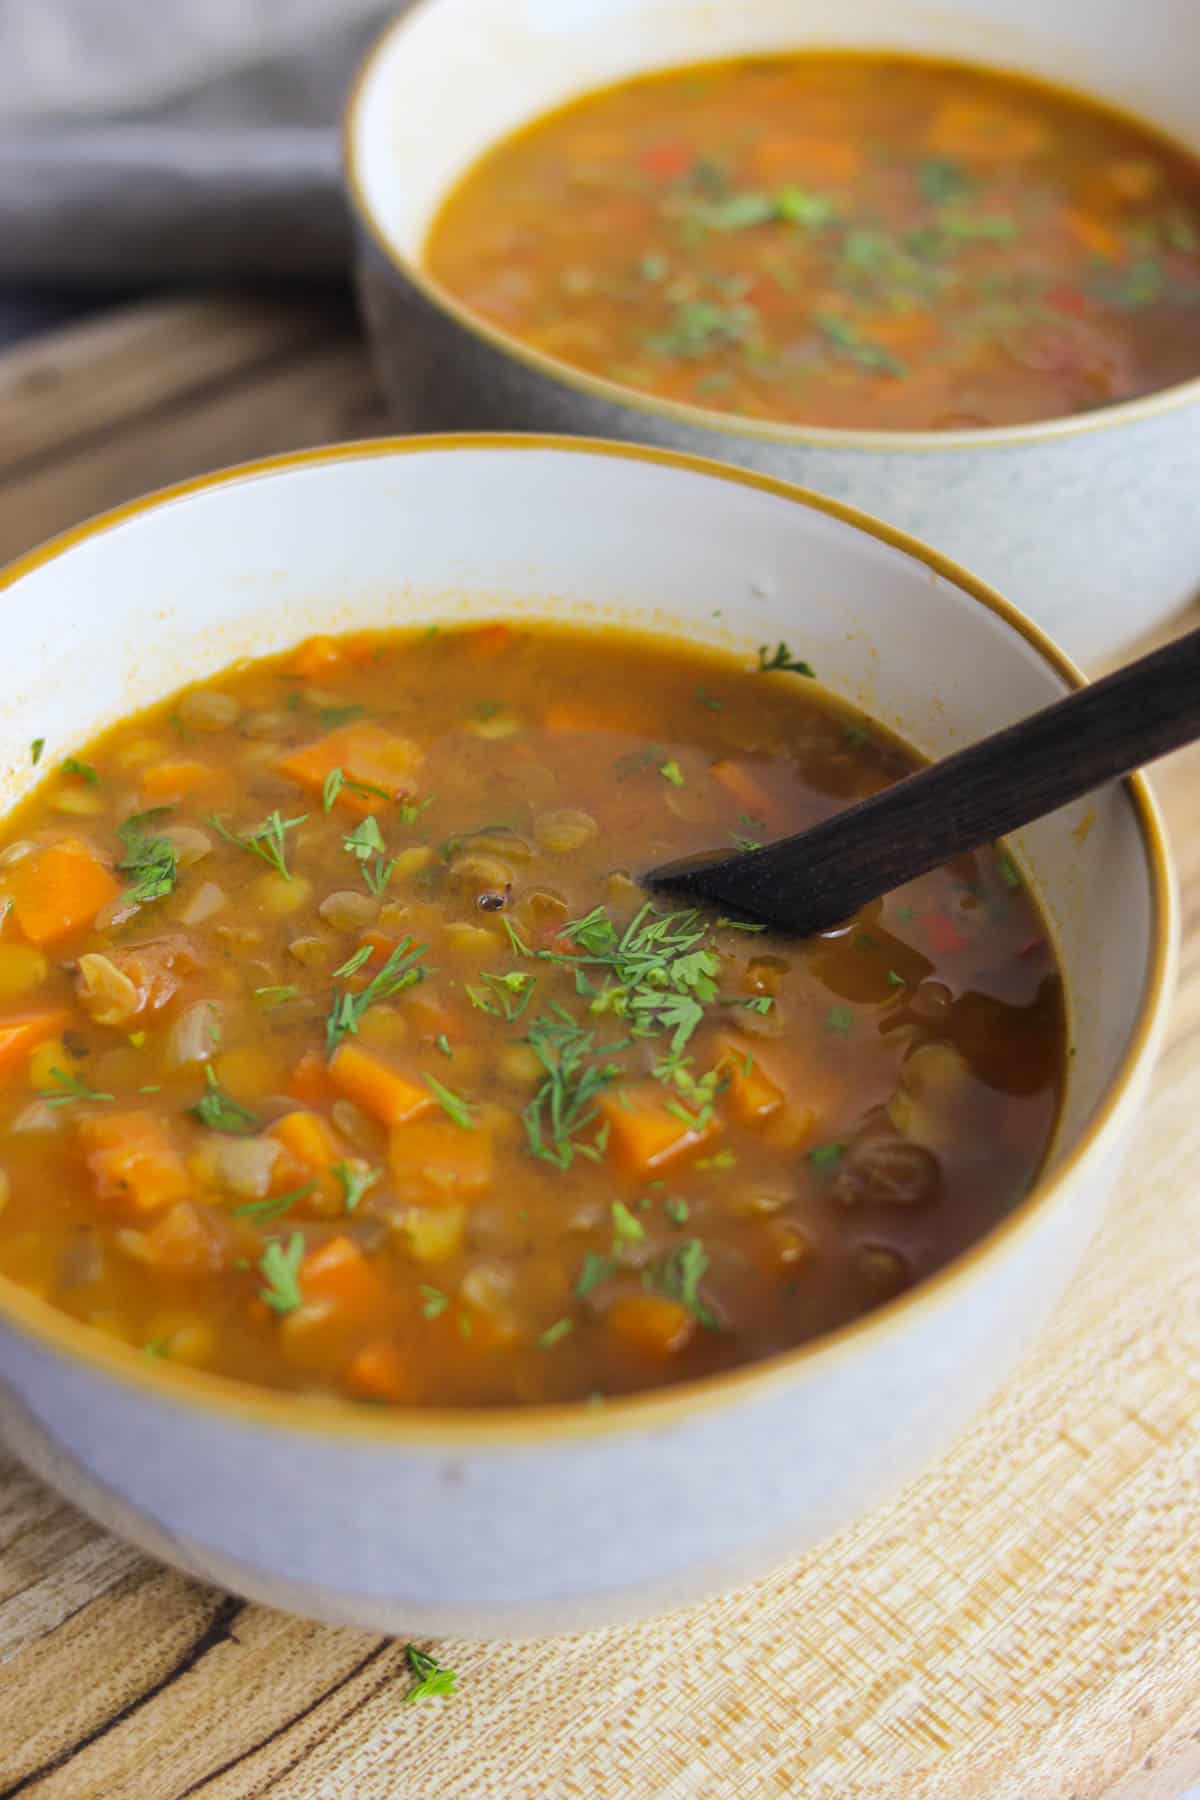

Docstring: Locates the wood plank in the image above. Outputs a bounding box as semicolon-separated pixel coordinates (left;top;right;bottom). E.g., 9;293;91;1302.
0;297;1194;1800
0;295;353;480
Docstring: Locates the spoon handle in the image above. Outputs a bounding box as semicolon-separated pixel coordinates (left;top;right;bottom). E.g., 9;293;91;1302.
650;624;1200;935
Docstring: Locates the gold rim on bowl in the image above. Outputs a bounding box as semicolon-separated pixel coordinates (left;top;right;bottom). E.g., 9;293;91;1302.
0;433;1177;1445
343;7;1200;457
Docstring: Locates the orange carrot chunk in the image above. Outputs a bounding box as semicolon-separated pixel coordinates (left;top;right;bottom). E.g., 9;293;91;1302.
329;1043;433;1129
607;1293;694;1356
389;1116;493;1205
275;722;423;817
300;1234;384;1316
598;1084;719;1179
79;1111;191;1215
6;840;120;947
717;1038;786;1126
0;1010;70;1077
710;759;774;820
269;1109;343;1175
140;759;216;803
345;1338;414;1404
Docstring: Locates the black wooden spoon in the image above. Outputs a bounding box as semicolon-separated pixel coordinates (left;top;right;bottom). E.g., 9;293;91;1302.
644;625;1199;936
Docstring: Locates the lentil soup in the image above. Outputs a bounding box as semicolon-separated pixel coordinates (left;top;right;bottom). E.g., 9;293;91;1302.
0;623;1065;1406
425;54;1200;432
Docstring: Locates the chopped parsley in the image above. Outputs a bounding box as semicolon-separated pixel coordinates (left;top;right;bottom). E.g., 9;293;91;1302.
435;1032;453;1058
116;808;177;906
646;1237;717;1328
30;738;44;766
190;1066;259;1135
466;968;536;1022
575;1249;615;1298
232;1182;316;1221
343;815;394;897
209;808;307;880
665;1196;690;1225
538;1317;575;1349
611;1199;645;1246
39;1067;114;1107
334;1160;381;1213
887;969;906;988
258;1232;305;1314
658;759;685;787
61;756;98;785
403;1645;458;1702
325;935;428;1054
809;1141;845;1173
756;643;815;677
255;984;300;1008
695;687;723;712
423;1073;477;1130
420;1284;449;1318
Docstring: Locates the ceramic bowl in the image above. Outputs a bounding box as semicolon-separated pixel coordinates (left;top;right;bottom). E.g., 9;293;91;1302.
345;0;1200;668
0;437;1175;1638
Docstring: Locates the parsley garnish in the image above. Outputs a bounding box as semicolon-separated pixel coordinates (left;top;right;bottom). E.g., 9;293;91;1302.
695;687;723;712
318;703;368;729
435;1033;453;1058
826;1005;852;1036
116;807;177;906
575;1250;615;1298
61;756;98;785
258;1232;305;1314
343;815;395;896
887;969;906;988
325;935;428;1054
539;901;720;1058
538;1317;574;1349
809;1141;845;1173
646;1237;717;1328
665;1196;690;1225
334;1159;380;1213
209;808;307;880
39;1067;114;1107
658;759;685;787
423;1073;476;1130
466;968;536;1022
420;1284;449;1319
30;738;44;766
255;984;300;1008
403;1644;457;1702
756;643;815;677
611;1199;645;1246
190;1066;259;1135
522;1008;622;1169
232;1181;316;1221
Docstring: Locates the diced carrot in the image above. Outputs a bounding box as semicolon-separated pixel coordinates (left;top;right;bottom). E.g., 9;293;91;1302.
717;1037;785;1126
750;136;862;185
1062;209;1122;261
858;309;939;355
79;1111;191;1215
330;1043;432;1129
389;1116;493;1205
607;1293;694;1356
345;1338;413;1404
287;635;343;679
140;759;215;803
275;722;424;818
464;623;514;660
288;1049;334;1108
925;99;1049;162
300;1234;384;1316
710;759;774;820
0;1010;70;1078
269;1109;343;1175
5;840;120;947
598;1084;719;1179
639;141;692;180
542;699;641;735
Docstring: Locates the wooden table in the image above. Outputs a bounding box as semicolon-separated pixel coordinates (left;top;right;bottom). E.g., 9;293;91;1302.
0;295;1196;1800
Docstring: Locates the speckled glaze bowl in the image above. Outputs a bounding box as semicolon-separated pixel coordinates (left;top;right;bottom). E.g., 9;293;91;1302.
346;0;1200;667
0;438;1175;1638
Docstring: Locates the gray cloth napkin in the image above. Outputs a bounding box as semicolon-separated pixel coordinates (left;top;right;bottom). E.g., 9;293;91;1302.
0;3;393;281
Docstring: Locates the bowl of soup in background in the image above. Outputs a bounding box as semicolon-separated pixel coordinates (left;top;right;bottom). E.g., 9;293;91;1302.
0;436;1175;1638
345;0;1200;668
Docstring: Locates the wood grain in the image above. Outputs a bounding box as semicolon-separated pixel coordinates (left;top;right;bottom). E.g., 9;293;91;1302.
0;296;1196;1800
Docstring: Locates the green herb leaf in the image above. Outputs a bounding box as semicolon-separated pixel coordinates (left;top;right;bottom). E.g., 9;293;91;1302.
190;1065;259;1135
756;642;815;677
39;1066;114;1107
258;1232;306;1314
916;157;975;205
809;1141;845;1173
538;1317;574;1349
325;935;429;1055
435;1032;453;1058
575;1250;615;1298
423;1072;477;1130
403;1644;458;1702
209;809;307;880
116;808;178;906
322;767;345;812
332;945;374;979
61;756;98;785
658;759;685;788
30;738;44;766
334;1159;381;1213
232;1181;317;1221
998;851;1022;890
665;1196;690;1225
826;1005;852;1037
814;313;907;377
255;984;300;1008
648;1237;717;1328
887;969;906;987
695;686;723;712
344;815;386;862
611;1198;645;1246
420;1283;449;1319
776;185;836;230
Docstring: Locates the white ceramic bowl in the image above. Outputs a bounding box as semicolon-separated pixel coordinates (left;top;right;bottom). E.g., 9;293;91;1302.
346;0;1200;667
0;438;1175;1638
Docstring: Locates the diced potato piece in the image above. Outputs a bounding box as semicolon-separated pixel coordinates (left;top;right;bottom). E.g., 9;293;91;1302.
79;1111;191;1215
607;1293;694;1356
396;1202;466;1263
389;1116;493;1205
330;1043;432;1129
598;1084;719;1178
27;1035;68;1090
0;945;48;1002
5;840;120;947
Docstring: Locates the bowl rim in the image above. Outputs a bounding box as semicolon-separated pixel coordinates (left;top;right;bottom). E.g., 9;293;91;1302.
343;2;1200;455
0;432;1176;1447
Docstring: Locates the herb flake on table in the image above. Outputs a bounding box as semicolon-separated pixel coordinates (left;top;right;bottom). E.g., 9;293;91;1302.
403;1644;458;1702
